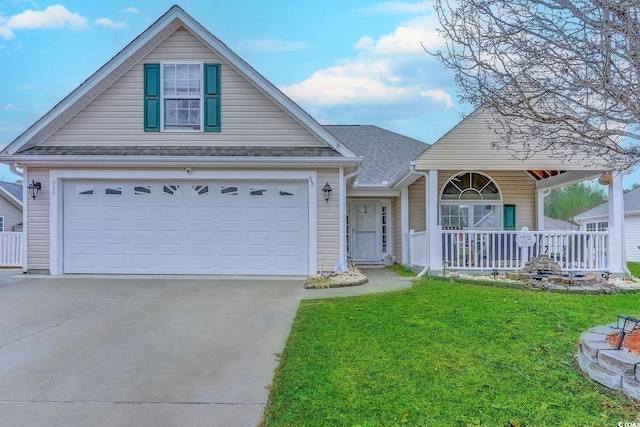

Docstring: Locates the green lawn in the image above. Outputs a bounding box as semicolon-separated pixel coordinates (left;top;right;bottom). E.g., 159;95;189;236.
263;278;640;426
628;262;640;278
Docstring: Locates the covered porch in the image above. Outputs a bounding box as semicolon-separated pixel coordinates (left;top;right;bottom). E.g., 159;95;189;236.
404;168;625;275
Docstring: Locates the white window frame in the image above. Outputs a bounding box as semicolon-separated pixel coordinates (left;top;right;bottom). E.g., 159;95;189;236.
440;172;504;230
160;61;204;132
586;221;608;232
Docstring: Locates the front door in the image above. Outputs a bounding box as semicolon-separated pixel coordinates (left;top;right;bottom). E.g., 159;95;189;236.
350;201;380;261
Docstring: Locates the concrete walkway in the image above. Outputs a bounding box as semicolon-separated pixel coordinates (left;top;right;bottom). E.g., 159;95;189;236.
302;268;415;300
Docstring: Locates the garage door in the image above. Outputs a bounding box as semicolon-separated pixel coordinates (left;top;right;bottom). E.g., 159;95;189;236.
63;180;309;275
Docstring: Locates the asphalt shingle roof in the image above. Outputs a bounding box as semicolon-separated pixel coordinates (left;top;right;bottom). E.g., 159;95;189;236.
0;181;22;203
575;187;640;219
323;125;429;186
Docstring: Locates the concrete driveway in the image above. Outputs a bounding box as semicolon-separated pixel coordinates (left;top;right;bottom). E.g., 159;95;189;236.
0;270;304;427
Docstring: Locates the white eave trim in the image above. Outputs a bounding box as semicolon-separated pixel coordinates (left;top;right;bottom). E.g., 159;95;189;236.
0;155;363;168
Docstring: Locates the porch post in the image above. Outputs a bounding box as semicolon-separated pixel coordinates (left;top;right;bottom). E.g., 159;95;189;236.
608;173;625;274
536;188;545;231
426;170;442;271
400;187;409;264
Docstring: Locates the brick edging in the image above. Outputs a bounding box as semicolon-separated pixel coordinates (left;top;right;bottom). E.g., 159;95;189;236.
578;324;640;399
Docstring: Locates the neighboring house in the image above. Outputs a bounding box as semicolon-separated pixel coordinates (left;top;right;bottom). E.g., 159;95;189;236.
0;181;23;232
543;216;579;231
0;6;627;276
575;188;640;262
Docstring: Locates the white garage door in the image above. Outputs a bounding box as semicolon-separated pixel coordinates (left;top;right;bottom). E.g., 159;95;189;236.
63;180;309;275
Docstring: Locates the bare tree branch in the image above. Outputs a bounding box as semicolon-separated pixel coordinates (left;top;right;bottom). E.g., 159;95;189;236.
431;0;640;170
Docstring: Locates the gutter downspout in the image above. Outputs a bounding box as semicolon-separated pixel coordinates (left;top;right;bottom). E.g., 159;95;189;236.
410;163;430;277
342;167;361;266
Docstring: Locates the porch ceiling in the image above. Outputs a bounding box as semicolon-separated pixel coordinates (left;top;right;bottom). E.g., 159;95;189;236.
526;170;565;180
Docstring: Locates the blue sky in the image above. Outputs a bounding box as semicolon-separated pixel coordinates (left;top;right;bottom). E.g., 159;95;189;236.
0;0;637;187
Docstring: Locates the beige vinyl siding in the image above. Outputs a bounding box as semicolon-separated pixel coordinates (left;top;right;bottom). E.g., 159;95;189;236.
317;169;340;272
416;109;603;171
0;197;22;231
392;196;402;264
26;169;50;272
43;28;325;148
408;177;426;232
438;170;536;230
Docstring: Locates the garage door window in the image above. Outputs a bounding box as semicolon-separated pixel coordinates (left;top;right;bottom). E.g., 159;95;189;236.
77;185;94;195
106;186;122;195
279;185;295;196
192;185;209;196
221;185;238;195
163;185;180;196
250;187;267;196
135;185;151;195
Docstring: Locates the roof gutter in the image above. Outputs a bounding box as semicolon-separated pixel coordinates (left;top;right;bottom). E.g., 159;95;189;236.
0;155;363;168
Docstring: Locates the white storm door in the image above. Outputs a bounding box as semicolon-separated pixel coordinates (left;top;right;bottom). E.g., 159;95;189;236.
350;201;380;261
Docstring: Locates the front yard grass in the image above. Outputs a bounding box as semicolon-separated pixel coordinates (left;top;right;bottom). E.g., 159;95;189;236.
263;277;640;426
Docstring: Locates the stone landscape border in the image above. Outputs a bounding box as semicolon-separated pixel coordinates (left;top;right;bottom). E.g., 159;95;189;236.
578;324;640;399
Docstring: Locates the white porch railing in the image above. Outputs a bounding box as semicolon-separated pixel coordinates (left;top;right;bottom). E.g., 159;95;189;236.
408;230;427;267
407;229;610;272
442;229;609;271
0;232;23;267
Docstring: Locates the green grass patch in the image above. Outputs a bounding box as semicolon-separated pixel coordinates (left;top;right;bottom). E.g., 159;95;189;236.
263;278;640;426
385;263;417;277
628;262;640;279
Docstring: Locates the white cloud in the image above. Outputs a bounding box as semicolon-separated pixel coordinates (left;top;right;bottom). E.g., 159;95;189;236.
238;38;309;52
0;102;16;110
355;16;443;54
280;11;454;118
121;7;140;13
94;18;128;29
0;4;88;39
353;1;433;15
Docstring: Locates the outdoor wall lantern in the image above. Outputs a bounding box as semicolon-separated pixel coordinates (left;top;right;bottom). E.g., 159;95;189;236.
27;180;42;200
323;182;332;203
615;314;640;350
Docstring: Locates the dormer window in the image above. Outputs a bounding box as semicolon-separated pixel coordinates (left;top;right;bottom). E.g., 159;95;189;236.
144;62;220;133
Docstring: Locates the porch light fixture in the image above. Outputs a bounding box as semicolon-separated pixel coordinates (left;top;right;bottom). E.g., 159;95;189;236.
614;314;640;350
27;180;42;200
322;182;332;203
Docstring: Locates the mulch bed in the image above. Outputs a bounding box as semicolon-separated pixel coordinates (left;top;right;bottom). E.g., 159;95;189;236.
607;329;640;356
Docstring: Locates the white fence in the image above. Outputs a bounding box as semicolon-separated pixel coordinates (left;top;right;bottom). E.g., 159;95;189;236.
0;232;23;267
408;229;609;272
408;230;427;267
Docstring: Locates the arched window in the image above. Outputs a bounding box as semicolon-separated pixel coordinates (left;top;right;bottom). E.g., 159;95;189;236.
440;172;502;229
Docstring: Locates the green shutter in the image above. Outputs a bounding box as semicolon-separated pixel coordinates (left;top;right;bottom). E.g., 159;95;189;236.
203;63;221;132
504;204;516;230
143;64;160;132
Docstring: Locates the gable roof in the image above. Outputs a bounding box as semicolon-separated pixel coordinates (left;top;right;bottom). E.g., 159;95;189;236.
323;125;429;187
0;181;23;209
1;5;357;160
415;107;607;172
574;188;640;220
